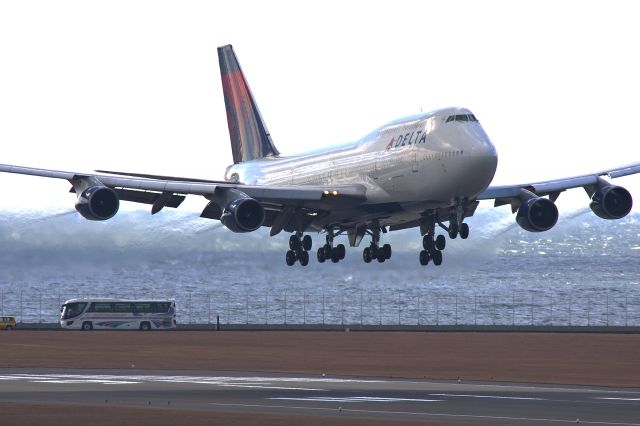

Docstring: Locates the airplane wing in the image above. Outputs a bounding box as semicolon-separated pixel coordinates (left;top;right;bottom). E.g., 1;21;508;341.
0;163;367;235
477;161;640;202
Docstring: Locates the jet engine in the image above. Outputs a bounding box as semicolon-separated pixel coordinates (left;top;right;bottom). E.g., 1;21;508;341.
589;184;632;220
203;189;265;233
516;196;558;232
75;185;120;221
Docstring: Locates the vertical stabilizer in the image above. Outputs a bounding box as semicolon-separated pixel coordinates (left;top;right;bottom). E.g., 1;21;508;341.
218;45;279;164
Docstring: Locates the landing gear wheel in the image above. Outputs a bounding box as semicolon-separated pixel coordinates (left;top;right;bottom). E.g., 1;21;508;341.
419;250;430;266
317;247;326;263
460;223;469;239
331;251;340;263
289;235;300;250
302;235;313;251
336;244;346;260
377;253;386;263
423;235;434;251
369;244;378;260
363;247;372;263
435;235;446;251
433;250;443;266
382;244;392;259
448;223;459;239
285;250;296;266
299;250;309;266
323;243;332;258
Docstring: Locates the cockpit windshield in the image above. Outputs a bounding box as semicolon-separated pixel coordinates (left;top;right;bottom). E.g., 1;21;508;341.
61;302;87;320
445;114;478;123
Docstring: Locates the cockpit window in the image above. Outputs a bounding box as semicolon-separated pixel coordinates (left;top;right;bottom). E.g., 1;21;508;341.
446;114;479;123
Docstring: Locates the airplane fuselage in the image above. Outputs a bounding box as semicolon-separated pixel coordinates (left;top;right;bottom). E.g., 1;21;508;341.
225;107;498;224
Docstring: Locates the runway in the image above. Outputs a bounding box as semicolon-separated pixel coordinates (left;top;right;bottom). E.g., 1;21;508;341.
1;369;639;425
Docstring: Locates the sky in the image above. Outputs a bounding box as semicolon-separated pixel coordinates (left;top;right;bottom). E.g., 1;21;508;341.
0;0;639;212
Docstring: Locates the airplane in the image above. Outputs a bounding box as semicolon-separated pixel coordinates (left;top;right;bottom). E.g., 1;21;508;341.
1;44;639;267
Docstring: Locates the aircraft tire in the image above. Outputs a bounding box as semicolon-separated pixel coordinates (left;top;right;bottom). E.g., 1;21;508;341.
449;223;458;239
460;223;469;239
363;247;372;263
419;250;430;266
317;247;326;263
382;244;392;259
436;235;446;251
285;250;296;266
433;250;443;266
337;244;346;260
423;235;434;251
289;235;300;250
302;235;313;251
299;250;309;266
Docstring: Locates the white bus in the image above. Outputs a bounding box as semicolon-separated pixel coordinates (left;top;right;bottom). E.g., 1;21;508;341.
60;299;176;331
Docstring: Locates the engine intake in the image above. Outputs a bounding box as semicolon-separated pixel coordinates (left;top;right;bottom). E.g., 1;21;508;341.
75;186;120;221
590;185;632;220
516;196;558;232
218;192;265;233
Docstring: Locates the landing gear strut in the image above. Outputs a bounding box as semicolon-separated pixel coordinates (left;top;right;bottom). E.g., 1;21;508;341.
418;206;470;266
285;232;313;266
317;230;346;264
362;226;391;264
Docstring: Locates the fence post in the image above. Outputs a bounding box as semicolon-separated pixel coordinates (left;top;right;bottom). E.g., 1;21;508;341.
226;293;230;325
397;291;401;326
625;293;628;327
284;291;287;325
360;291;363;326
265;294;268;325
530;292;534;326
587;297;591;326
245;294;249;325
20;289;23;323
39;290;42;324
208;293;211;325
550;294;553;326
493;294;496;325
322;292;325;325
417;294;421;326
569;293;572;326
341;294;344;325
303;293;306;325
606;293;609;326
512;291;515;326
436;295;439;326
1;288;3;316
188;291;192;324
455;294;458;325
474;293;477;326
379;293;382;325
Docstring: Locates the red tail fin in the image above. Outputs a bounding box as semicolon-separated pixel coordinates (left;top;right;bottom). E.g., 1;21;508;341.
218;45;279;164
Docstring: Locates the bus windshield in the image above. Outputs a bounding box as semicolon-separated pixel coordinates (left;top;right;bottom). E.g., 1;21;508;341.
61;302;87;320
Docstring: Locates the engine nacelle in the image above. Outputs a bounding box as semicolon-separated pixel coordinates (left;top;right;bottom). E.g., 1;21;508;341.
220;196;265;233
75;186;120;221
589;185;632;220
516;196;558;232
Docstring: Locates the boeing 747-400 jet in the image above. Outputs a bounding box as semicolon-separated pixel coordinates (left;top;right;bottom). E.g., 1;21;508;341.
1;45;639;266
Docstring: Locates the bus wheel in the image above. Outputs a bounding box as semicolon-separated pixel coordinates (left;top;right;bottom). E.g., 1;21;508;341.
140;322;151;331
81;322;93;331
6;325;13;331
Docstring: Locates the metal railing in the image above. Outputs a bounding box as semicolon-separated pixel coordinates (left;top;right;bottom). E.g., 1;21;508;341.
2;288;639;327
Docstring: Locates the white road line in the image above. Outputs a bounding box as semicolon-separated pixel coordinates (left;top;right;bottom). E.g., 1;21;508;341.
430;393;546;401
270;396;442;403
208;402;640;425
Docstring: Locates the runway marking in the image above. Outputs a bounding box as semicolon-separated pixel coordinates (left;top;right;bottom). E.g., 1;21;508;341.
594;397;640;402
270;396;442;403
208;402;640;425
0;373;347;391
430;393;546;401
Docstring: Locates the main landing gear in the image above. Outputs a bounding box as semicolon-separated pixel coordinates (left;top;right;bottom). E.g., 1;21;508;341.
285;232;313;266
316;231;346;264
362;227;392;264
419;211;470;266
